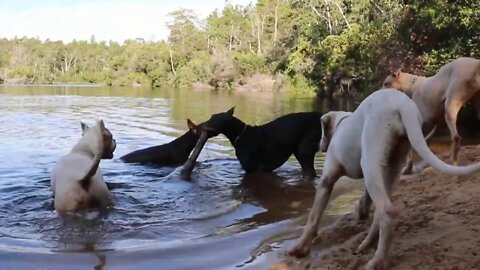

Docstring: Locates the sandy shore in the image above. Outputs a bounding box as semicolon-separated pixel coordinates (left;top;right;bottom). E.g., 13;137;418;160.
272;145;480;270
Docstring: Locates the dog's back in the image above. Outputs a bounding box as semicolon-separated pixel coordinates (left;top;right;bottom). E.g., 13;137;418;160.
120;129;199;166
120;143;175;164
260;112;322;143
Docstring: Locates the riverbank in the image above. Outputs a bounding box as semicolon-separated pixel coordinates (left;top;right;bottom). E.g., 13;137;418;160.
0;73;284;92
273;145;480;270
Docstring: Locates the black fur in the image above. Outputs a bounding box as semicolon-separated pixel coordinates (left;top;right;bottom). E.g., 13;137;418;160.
120;129;200;166
202;108;322;177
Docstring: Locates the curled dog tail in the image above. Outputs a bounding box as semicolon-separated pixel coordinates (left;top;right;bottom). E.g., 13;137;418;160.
79;153;102;191
399;102;480;176
79;121;105;191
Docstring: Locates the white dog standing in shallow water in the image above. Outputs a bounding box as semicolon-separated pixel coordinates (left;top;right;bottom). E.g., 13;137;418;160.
289;89;480;270
51;120;116;213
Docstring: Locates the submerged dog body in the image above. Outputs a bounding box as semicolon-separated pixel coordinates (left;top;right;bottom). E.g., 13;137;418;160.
120;119;203;166
181;108;322;179
51;120;116;212
290;89;480;269
383;57;480;171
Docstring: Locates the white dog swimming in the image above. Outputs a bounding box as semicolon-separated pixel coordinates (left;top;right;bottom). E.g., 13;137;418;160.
290;89;480;269
51;120;116;213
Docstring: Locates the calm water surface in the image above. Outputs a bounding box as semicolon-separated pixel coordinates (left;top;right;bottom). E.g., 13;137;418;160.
0;85;363;270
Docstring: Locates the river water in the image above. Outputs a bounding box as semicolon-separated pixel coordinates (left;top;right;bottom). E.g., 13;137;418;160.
0;85;364;270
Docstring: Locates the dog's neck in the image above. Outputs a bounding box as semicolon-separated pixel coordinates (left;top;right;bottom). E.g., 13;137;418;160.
174;129;200;153
71;140;95;158
398;73;427;97
71;132;102;159
223;117;248;146
335;114;350;130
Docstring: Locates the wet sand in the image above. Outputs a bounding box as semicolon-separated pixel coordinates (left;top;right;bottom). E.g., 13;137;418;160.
273;145;480;270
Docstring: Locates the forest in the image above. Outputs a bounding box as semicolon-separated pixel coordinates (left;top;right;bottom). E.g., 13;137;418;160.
0;0;478;97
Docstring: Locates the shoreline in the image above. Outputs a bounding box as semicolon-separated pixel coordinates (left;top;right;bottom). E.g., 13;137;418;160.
273;145;480;270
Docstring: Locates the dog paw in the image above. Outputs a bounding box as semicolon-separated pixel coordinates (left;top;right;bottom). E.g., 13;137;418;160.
288;244;311;258
365;257;389;270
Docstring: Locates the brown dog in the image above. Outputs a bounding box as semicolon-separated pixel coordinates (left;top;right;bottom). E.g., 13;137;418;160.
383;57;480;172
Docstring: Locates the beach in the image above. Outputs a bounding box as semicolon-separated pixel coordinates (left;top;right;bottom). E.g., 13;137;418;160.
274;145;480;270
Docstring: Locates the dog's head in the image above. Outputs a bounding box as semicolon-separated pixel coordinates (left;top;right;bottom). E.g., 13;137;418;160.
201;107;236;137
81;120;116;159
319;111;352;152
179;108;235;180
382;69;403;90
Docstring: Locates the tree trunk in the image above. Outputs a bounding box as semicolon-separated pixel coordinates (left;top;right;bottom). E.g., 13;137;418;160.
324;1;333;34
257;16;262;55
309;1;332;35
333;0;350;29
229;23;234;51
169;47;176;74
274;0;279;46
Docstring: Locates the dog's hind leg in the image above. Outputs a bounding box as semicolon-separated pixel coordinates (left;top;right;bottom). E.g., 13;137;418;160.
357;141;408;256
362;165;397;269
359;127;405;269
294;130;321;179
357;189;372;220
289;158;342;257
294;149;317;180
445;93;465;165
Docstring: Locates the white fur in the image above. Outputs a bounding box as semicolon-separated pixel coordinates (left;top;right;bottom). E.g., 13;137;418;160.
51;120;115;213
384;57;480;172
290;89;480;269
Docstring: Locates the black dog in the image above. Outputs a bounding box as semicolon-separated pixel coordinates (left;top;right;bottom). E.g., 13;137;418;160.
120;119;204;166
181;108;322;179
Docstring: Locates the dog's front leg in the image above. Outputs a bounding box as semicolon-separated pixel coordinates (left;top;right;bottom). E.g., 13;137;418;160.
445;96;464;165
289;163;341;257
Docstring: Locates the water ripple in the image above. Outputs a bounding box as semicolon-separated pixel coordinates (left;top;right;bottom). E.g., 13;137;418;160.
0;87;333;260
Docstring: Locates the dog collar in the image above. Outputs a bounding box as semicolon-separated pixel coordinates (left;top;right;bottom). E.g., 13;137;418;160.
233;124;247;146
335;115;350;130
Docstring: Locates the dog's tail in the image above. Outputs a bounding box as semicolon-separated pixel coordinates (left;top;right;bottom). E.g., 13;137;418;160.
79;123;104;191
399;103;480;176
79;154;102;191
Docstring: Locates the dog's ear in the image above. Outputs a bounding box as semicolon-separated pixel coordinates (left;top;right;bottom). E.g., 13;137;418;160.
392;69;401;78
226;107;235;117
81;122;89;132
98;119;105;130
320;114;333;135
319;113;335;152
187;119;199;134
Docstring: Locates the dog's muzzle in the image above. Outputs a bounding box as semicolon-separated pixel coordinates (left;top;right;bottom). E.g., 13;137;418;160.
103;139;116;159
200;125;220;137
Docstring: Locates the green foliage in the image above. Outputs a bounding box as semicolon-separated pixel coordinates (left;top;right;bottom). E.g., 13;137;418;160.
286;73;317;97
0;0;478;96
231;52;267;77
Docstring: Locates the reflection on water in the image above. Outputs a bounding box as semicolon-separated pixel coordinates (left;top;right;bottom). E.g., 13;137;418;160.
0;85;361;269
